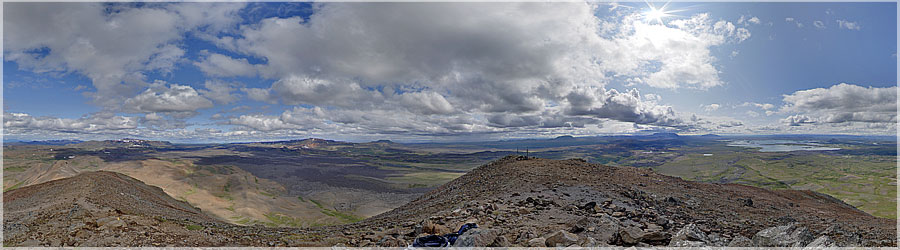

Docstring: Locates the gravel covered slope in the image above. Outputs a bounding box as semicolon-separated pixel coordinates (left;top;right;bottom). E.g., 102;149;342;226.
344;156;895;247
4;157;896;247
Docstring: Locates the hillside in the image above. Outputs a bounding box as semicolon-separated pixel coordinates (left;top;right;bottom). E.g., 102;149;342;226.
3;157;896;247
343;156;895;247
2;145;381;228
4;171;222;246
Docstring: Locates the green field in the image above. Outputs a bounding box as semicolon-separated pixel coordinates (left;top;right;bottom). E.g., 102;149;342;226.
651;148;897;218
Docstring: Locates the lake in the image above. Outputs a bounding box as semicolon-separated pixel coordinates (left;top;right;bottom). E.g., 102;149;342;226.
727;140;842;152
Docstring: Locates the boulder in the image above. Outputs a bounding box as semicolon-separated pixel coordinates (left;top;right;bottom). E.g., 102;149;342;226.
527;237;547;247
727;235;753;247
453;229;501;247
545;230;579;247
671;223;709;243
515;227;538;243
619;226;644;245
640;231;668;242
488;235;510;247
751;223;815;247
655;216;670;229
577;236;599;247
568;217;598;233
620;226;667;245
422;220;450;235
574;214;620;244
376;236;406;247
805;235;835;248
669;240;706;247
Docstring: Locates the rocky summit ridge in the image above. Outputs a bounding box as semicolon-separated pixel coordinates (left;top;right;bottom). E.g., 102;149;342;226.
4;156;897;247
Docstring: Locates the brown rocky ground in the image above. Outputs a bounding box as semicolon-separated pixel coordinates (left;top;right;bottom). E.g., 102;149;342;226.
4;157;897;247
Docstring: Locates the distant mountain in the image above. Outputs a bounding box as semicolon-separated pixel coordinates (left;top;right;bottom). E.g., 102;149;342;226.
72;139;173;148
648;132;680;138
257;138;350;148
5;139;83;146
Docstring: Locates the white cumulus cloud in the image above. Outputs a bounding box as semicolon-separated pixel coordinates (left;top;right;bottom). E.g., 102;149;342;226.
781;83;896;125
124;81;215;114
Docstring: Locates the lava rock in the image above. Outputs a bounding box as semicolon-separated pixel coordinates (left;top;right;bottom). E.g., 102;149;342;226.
422;220;450;235
805;235;835;248
751;223;814;247
671;223;709;243
669;240;706;247
488;235;510;247
527;237;546;247
619;226;644;245
727;235;753;247
545;230;578;247
453;229;500;247
376;236;406;247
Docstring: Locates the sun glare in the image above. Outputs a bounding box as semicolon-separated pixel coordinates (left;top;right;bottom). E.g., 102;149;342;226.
643;2;673;25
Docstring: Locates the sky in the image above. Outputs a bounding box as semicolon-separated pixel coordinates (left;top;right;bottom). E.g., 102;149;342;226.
2;2;897;143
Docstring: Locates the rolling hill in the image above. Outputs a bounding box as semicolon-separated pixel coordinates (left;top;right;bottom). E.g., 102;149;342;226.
4;157;895;247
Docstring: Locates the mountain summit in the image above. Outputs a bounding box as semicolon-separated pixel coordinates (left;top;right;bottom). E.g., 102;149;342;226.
3;157;896;247
351;156;894;247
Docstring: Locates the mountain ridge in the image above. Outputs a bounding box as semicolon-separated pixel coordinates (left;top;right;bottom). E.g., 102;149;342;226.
3;157;896;247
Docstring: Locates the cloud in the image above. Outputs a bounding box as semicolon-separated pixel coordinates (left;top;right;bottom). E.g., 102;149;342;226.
3;2;246;109
227;106;492;135
741;102;775;110
225;3;750;96
747;17;760;25
124;81;214;114
701;103;721;112
3;111;291;143
565;88;682;126
228;114;296;132
813;20;825;29
784;17;804;28
269;75;383;108
194;51;258;77
718;120;744;128
677;113;746;133
198;80;241;104
836;20;861;30
4;112;138;134
139;112;188;130
208;2;754;137
398;91;455;115
5;2;774;140
738;15;760;26
782;114;817;126
241;87;274;103
781;83;896;125
622;13;750;89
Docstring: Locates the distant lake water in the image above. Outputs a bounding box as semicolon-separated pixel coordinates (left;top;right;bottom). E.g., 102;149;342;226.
727;140;841;152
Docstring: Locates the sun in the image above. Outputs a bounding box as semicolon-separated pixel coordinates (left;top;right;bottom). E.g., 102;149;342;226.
643;2;674;25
